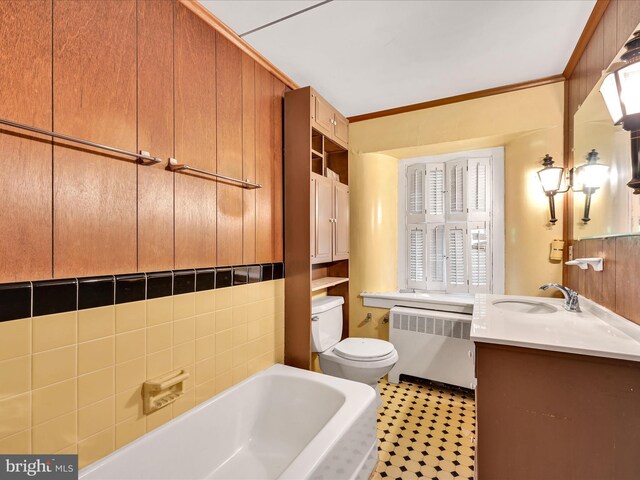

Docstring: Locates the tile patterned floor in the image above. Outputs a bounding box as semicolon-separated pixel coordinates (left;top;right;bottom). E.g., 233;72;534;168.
371;377;476;480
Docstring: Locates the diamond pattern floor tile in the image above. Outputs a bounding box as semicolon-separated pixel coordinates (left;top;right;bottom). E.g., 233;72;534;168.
371;377;475;480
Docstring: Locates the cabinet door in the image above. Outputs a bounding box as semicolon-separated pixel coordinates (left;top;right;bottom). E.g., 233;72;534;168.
310;177;316;262
53;0;137;277
311;91;333;137
174;2;217;268
137;0;174;272
333;111;349;147
313;174;333;264
0;0;52;282
333;181;349;260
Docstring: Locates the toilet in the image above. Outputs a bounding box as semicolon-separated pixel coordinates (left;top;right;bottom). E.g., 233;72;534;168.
312;296;398;400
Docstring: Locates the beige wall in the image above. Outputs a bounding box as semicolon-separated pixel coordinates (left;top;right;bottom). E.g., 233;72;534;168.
0;280;284;467
348;82;565;338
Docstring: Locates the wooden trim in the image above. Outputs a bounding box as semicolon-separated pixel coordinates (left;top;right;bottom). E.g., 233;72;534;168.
562;0;611;78
179;0;299;90
347;74;565;123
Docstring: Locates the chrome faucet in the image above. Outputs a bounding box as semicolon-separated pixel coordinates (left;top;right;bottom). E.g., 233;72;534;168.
539;283;581;312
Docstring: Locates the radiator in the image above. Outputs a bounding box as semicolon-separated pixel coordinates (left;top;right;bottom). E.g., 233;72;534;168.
388;306;476;389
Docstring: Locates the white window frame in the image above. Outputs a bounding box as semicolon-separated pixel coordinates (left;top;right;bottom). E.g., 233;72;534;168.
398;147;505;294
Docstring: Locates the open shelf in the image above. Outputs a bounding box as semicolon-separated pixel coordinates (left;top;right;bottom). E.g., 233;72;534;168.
311;276;349;292
311;148;323;159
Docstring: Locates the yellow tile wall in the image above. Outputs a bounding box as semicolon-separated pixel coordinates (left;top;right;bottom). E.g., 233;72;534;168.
0;280;284;468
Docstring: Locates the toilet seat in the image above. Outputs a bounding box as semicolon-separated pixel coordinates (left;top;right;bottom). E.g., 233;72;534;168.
333;338;396;362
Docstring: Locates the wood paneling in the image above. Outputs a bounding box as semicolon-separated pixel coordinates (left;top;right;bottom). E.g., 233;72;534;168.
242;54;257;264
602;237;616;310
0;0;286;283
273;80;285;262
174;2;217;269
583;238;603;303
176;0;298;90
563;0;611;78
216;33;243;266
615;236;640;324
0;0;53;282
53;0;137;277
255;64;274;263
476;343;640;480
585;20;604;95
617;0;640;51
564;0;640;324
602;0;619;67
137;0;175;272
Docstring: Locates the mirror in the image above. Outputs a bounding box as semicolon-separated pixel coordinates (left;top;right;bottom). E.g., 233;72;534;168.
573;37;640;239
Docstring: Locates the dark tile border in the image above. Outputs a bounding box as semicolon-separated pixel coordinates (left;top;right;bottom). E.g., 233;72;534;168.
78;276;115;310
0;282;32;322
0;262;284;320
33;278;78;317
173;270;195;295
147;271;173;300
115;274;146;304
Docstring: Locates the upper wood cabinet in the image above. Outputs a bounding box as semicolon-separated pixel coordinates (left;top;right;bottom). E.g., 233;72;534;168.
311;89;349;149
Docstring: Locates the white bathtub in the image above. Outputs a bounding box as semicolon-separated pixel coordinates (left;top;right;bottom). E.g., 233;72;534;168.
80;364;378;480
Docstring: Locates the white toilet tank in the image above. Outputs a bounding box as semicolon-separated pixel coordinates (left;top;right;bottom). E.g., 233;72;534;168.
311;296;345;353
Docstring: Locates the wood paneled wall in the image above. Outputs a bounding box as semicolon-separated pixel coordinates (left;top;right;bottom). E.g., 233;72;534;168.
564;0;640;325
0;0;285;282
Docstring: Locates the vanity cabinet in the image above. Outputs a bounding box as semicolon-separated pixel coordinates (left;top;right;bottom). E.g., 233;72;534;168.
475;342;640;480
285;86;350;370
311;173;350;264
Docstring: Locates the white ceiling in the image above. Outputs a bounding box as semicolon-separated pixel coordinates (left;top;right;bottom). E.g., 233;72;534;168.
203;0;596;118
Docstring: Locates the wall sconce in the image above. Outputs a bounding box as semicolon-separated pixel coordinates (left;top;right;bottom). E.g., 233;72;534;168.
537;154;567;224
600;30;640;194
574;149;609;223
537;151;608;225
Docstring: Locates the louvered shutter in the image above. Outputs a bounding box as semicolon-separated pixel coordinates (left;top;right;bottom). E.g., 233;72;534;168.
446;223;468;293
426;224;446;290
468;158;491;221
468;221;491;293
425;163;445;222
446;159;467;221
407;224;427;289
407;164;426;223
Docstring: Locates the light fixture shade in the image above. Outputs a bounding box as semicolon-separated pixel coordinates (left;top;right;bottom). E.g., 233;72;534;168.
619;61;640;116
575;149;609;190
537;166;564;193
575;163;609;190
600;73;623;124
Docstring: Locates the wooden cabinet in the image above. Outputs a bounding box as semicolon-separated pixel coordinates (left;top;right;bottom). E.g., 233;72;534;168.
174;2;217;269
310;174;349;264
285;86;349;370
53;0;138;278
311;89;349;148
0;0;53;282
333;181;350;260
476;343;640;480
311;173;334;264
137;0;174;272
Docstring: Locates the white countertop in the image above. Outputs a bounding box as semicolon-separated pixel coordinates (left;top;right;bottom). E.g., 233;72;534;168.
471;294;640;362
361;291;474;314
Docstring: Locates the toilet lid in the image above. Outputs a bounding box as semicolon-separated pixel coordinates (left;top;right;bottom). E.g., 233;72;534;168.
334;338;395;361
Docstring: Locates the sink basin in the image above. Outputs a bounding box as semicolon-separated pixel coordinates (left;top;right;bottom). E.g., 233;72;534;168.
492;299;558;314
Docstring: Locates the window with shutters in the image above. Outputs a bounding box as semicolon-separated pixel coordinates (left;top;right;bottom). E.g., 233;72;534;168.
407;224;427;289
400;149;503;294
